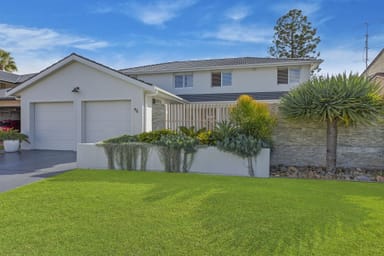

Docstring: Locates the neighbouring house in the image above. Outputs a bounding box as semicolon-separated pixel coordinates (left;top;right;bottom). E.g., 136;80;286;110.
362;48;384;90
121;57;321;102
0;71;34;121
7;53;321;151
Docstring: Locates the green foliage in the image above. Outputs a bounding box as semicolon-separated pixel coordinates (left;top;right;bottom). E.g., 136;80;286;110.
156;133;199;173
156;133;198;153
100;143;150;171
216;134;262;158
179;126;215;145
103;134;138;143
179;126;206;137
280;73;384;126
137;129;175;143
0;128;30;143
269;9;320;59
229;95;276;146
212;120;238;141
196;130;215;145
0;49;17;72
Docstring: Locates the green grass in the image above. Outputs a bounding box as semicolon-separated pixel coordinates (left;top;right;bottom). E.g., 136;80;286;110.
0;170;383;256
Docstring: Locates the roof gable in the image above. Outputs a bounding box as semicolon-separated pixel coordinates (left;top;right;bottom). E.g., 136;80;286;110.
7;53;156;96
362;49;384;77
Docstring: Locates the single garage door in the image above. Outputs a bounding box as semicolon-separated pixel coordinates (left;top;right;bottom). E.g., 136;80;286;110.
84;100;131;143
34;102;76;150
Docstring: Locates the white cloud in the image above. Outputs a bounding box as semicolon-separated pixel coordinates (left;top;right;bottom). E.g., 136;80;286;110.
93;0;198;26
0;23;109;74
204;24;271;43
0;24;108;53
225;5;251;21
319;47;380;75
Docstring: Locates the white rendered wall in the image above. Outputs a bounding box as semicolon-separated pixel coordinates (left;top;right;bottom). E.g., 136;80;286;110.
17;62;147;150
77;143;270;178
137;65;311;96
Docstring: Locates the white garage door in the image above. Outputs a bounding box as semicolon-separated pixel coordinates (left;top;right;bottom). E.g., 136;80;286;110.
84;100;131;143
34;102;76;150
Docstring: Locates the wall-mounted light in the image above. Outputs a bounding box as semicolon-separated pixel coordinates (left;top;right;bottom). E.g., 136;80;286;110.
72;86;80;93
134;107;139;113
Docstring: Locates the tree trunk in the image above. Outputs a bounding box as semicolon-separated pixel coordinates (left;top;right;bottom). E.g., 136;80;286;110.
326;119;338;172
247;157;255;177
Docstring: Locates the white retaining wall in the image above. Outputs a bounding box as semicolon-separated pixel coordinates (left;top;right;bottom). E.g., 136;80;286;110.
77;143;270;178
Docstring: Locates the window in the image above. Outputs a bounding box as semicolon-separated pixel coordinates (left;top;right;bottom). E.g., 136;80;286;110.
174;74;193;88
289;69;301;83
278;68;301;84
211;72;232;87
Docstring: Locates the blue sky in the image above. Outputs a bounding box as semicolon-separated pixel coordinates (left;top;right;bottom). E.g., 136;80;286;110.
1;0;383;75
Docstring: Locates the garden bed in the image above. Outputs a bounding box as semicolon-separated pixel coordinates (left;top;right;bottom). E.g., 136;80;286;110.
77;143;270;177
271;165;384;182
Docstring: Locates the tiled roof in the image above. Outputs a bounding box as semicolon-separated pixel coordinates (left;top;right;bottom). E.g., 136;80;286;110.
177;91;288;102
0;70;35;84
120;57;321;74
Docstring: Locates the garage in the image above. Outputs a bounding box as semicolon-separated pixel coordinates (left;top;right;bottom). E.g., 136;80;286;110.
34;102;76;150
84;100;131;143
7;53;183;151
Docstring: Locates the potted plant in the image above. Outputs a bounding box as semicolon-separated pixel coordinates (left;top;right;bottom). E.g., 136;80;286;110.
0;128;30;153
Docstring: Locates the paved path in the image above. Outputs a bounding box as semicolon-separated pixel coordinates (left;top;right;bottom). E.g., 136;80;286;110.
0;150;76;192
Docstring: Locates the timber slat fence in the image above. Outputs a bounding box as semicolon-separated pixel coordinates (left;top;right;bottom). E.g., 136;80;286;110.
165;103;233;130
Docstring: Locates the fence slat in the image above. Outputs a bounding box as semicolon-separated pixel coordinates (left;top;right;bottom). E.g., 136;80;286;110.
163;102;233;131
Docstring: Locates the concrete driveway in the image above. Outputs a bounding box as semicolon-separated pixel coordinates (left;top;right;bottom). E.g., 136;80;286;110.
0;150;76;192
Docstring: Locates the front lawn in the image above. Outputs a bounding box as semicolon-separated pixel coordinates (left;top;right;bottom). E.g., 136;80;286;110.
0;170;383;255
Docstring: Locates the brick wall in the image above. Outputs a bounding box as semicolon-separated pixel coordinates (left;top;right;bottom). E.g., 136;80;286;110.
269;104;384;168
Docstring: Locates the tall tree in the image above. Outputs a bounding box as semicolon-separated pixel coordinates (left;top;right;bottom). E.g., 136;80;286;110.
279;73;384;172
269;9;320;59
0;49;18;72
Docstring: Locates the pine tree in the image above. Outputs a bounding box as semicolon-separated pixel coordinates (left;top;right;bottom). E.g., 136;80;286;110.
269;9;320;59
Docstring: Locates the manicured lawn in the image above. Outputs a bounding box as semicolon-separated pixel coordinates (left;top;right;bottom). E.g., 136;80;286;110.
0;170;383;255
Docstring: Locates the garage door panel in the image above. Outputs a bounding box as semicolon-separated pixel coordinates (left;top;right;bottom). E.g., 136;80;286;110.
34;102;75;150
85;101;131;143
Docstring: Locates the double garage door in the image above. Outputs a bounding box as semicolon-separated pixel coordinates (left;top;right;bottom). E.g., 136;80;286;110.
34;101;131;150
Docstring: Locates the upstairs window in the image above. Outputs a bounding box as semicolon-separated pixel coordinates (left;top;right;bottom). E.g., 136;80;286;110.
174;74;193;88
278;68;301;84
211;72;232;87
289;69;301;83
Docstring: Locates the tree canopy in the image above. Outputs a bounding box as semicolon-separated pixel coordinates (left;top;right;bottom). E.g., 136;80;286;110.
269;9;320;59
0;49;18;72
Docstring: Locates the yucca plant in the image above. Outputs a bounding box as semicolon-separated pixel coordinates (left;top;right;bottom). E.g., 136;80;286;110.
280;73;384;171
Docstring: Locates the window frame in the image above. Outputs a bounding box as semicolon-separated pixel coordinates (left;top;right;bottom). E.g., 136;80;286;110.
277;68;301;85
174;73;193;89
211;71;232;87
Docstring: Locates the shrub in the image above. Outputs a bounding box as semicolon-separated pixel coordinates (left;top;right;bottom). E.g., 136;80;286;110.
0;128;30;143
156;133;198;153
156;133;199;173
216;134;262;158
137;129;175;143
229;95;276;146
103;134;138;144
212;120;238;142
179;126;215;145
197;130;215;145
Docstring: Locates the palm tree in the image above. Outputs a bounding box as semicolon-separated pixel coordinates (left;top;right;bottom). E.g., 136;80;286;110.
279;73;384;172
0;49;18;72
